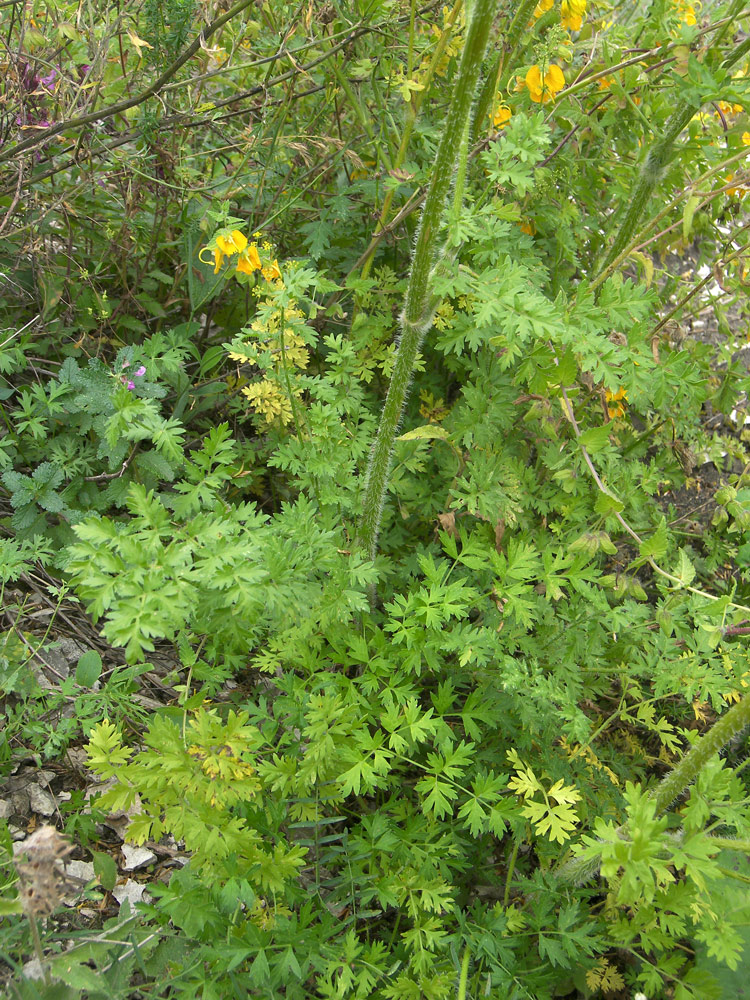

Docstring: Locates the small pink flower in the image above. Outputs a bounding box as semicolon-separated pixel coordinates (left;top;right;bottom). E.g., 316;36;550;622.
126;380;135;390
134;366;146;377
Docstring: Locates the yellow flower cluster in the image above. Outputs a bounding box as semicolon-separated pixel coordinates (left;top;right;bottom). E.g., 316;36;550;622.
242;379;295;425
429;5;465;77
229;299;309;426
524;63;565;103
716;100;744;118
200;228;282;282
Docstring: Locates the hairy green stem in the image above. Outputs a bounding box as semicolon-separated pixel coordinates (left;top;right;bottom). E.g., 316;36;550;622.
457;944;471;1000
597;103;694;276
557;693;750;886
360;0;464;281
652;693;750;815
472;0;541;139
598;9;748;278
452;116;472;213
357;0;497;560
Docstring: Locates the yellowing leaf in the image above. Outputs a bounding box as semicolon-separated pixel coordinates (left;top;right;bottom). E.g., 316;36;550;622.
586;959;625;993
398;424;450;442
127;29;154;55
683;193;701;243
508;753;581;844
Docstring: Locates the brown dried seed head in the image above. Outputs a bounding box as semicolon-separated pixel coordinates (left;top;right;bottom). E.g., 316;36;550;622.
14;826;75;917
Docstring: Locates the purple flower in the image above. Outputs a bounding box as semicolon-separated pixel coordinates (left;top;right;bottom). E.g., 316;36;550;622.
126;380;135;390
134;366;146;377
38;68;57;91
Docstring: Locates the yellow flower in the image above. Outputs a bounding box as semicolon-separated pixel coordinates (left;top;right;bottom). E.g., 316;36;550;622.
492;103;512;129
560;0;586;31
679;1;697;24
605;387;628;419
742;131;750;145
216;230;248;255
236;243;262;275
210;247;224;273
262;259;282;281
597;76;614;91
533;0;553;17
725;173;750;197
199;245;228;273
525;64;565;103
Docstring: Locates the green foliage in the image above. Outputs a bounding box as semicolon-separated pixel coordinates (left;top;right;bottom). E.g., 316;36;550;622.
3;0;750;997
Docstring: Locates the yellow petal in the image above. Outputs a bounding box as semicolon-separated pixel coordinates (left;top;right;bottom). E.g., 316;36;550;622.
216;234;232;255
546;64;565;94
199;245;225;273
262;259;282;281
229;229;248;253
216;230;247;255
526;66;543;94
236;243;262;275
492;103;512;128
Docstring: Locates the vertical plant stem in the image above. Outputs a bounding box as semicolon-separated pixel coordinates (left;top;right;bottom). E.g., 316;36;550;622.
357;0;498;560
27;913;50;986
452;115;472;213
472;0;539;139
457;943;471;1000
597;2;748;278
360;0;464;282
555;692;750;885
503;837;520;906
651;692;750;816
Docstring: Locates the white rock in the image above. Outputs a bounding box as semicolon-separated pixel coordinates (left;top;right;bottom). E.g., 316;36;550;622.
113;879;147;907
0;800;11;819
22;958;44;980
66;860;95;884
29;785;56;817
121;844;156;870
